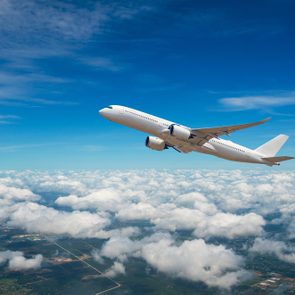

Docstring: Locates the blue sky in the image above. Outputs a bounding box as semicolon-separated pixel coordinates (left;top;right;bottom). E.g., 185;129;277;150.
0;0;294;169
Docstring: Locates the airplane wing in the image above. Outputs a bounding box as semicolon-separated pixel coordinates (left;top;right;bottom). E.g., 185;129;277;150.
190;117;270;146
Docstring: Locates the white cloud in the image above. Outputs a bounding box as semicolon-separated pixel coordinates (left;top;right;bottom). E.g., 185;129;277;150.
9;254;43;271
219;94;295;111
0;183;39;219
104;261;126;278
98;232;170;262
0;250;43;271
116;202;157;220
8;202;110;239
193;212;265;239
35;174;86;194
141;238;249;288
250;238;295;264
176;191;218;214
100;237;140;262
151;206;204;231
55;189;123;212
0;183;39;202
117;204;265;239
56;186;146;212
97;233;250;288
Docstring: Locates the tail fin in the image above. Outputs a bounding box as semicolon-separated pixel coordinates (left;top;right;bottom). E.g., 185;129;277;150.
255;134;289;157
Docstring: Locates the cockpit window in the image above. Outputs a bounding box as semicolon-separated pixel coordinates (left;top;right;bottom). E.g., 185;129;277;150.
107;106;113;109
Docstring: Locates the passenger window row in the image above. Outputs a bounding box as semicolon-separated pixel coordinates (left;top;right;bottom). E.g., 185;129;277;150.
211;139;245;152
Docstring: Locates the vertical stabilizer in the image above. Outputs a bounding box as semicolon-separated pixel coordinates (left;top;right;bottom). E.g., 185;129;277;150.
255;134;289;157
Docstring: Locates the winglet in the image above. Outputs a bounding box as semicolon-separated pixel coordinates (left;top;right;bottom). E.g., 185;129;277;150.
261;117;271;123
247;117;271;128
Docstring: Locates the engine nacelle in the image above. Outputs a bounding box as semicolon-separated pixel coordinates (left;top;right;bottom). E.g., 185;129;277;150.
169;124;192;140
145;136;167;151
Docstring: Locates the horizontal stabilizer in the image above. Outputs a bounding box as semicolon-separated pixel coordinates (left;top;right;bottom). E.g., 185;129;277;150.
262;156;294;163
255;134;289;157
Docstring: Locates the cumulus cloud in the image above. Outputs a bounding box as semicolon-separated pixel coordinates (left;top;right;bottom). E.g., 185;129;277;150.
97;233;249;288
116;202;157;221
193;212;265;239
9;254;43;271
117;204;264;239
104;261;126;278
141;238;250;288
8;202;111;239
97;233;171;262
0;250;43;271
250;238;295;264
100;236;142;262
176;191;218;214
55;187;146;212
55;189;124;212
0;183;39;202
0;182;40;221
35;174;86;194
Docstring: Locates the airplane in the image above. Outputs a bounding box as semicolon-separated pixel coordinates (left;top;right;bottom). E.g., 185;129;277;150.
99;105;294;166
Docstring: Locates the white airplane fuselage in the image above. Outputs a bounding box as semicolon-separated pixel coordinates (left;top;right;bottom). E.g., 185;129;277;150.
99;105;278;165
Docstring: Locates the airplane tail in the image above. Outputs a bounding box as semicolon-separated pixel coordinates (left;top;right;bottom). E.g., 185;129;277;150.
255;134;289;157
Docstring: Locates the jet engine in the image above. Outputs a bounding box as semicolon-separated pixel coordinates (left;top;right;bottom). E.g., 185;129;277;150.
168;124;192;140
145;136;167;151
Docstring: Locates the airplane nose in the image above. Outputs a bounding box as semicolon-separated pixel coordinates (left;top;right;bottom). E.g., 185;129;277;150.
99;107;112;119
99;108;106;116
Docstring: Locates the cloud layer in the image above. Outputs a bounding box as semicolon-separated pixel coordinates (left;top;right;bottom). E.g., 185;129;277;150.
0;169;295;288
